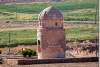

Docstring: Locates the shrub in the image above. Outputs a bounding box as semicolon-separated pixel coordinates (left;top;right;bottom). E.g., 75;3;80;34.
21;48;37;57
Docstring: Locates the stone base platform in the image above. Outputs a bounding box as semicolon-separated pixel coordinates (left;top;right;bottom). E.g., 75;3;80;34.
5;57;98;65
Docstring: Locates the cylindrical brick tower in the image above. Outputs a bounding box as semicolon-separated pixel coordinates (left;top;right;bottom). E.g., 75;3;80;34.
37;6;66;59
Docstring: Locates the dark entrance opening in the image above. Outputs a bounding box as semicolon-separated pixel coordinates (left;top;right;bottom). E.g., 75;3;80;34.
38;40;40;45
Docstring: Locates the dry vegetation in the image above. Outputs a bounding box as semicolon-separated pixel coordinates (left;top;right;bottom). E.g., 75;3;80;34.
66;41;98;58
0;41;98;58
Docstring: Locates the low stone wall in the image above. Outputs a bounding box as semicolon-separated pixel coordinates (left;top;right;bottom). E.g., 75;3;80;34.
17;57;98;65
6;59;18;65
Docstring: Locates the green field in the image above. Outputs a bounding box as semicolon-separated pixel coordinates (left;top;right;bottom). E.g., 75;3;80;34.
0;0;98;21
0;26;98;45
0;0;98;45
0;30;37;45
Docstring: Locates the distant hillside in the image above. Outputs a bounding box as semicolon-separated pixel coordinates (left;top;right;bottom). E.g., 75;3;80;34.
0;0;98;3
0;0;98;21
0;0;64;3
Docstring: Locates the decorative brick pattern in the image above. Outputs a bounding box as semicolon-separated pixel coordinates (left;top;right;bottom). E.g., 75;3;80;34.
37;6;66;59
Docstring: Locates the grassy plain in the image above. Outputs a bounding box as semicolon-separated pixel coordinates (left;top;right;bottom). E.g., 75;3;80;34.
0;0;98;45
0;24;98;45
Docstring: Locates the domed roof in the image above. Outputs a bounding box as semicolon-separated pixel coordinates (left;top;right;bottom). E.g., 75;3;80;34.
38;6;63;20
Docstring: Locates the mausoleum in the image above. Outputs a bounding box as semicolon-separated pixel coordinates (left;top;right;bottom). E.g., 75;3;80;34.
37;6;66;59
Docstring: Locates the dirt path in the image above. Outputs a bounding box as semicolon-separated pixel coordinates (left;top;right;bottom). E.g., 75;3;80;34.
0;21;37;32
0;23;97;32
0;27;36;32
0;62;98;67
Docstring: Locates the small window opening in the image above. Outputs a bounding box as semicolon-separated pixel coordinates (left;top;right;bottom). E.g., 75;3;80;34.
55;22;57;26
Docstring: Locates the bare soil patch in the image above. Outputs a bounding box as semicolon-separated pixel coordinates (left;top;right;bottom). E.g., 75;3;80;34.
0;62;98;67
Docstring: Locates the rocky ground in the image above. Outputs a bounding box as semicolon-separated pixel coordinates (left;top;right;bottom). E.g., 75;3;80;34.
65;40;98;58
0;40;98;66
0;40;98;58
